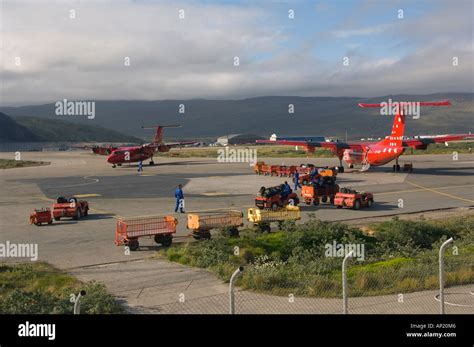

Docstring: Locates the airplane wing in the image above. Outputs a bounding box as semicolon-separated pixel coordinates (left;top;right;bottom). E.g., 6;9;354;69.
403;134;474;149
162;141;201;148
70;144;119;155
256;139;366;151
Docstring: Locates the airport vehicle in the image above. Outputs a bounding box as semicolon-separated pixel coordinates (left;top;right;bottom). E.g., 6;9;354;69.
299;167;338;184
257;100;473;171
253;161;265;174
254;162;337;180
106;125;199;168
301;181;340;205
115;215;177;251
334;188;374;210
186;210;244;239
52;197;89;220
255;163;280;176
276;165;297;177
247;205;300;233
255;185;299;210
29;208;53;226
255;162;300;177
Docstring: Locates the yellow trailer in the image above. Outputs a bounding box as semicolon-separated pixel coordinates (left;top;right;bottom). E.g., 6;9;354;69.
187;210;244;239
247;206;300;233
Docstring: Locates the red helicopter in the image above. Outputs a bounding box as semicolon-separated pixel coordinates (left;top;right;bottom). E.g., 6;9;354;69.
107;125;198;168
257;100;473;172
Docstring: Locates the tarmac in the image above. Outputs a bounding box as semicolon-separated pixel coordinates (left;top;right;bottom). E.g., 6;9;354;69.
0;150;472;313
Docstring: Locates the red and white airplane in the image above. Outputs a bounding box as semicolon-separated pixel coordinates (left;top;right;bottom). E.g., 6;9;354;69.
107;125;198;168
257;100;473;172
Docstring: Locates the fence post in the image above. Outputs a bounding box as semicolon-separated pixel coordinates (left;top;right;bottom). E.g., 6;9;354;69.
73;290;86;315
229;266;244;314
342;250;354;314
439;238;453;314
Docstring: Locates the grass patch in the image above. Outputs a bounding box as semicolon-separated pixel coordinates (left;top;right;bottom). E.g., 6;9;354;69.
0;159;50;169
160;215;474;298
0;262;124;314
161;142;473;159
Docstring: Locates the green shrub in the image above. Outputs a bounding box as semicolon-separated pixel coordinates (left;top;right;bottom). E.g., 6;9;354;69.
0;263;123;314
373;217;458;252
162;215;474;298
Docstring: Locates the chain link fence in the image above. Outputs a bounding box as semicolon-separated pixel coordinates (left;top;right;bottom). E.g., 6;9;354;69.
150;239;473;314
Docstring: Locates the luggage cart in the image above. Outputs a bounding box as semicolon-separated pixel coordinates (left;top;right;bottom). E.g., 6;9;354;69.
29;208;53;226
115;215;177;251
186;210;244;239
247;205;300;233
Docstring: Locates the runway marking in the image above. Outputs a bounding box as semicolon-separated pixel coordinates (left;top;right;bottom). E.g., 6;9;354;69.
139;174;155;177
89;208;115;215
74;194;101;198
201;192;229;196
43;175;100;190
404;181;474;204
376;184;474;196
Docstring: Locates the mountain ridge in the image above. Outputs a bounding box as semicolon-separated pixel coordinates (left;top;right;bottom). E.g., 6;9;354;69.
1;93;472;140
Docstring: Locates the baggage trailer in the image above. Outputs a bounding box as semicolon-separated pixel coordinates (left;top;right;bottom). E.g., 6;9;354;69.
257;164;272;175
253;161;266;175
187;210;244;239
115;215;177;251
29;208;53;226
247;206;300;233
301;183;340;205
299;167;338;184
52;197;89;221
276;165;297;177
257;164;279;176
334;188;374;210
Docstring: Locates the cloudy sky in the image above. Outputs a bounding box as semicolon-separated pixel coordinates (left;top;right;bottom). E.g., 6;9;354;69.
1;0;473;105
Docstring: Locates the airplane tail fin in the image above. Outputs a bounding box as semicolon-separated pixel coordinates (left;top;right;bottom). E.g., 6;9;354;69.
358;100;451;147
379;111;405;147
142;125;181;144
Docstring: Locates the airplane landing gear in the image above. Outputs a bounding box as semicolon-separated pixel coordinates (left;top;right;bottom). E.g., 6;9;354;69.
112;164;116;168
337;157;345;173
392;158;401;172
149;160;155;166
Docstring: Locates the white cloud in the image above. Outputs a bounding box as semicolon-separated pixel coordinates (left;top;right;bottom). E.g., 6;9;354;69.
330;24;390;39
0;0;472;105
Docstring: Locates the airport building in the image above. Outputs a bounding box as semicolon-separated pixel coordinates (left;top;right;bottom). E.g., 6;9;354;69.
215;134;264;146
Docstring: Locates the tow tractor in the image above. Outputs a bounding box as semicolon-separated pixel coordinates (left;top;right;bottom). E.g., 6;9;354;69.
52;197;89;221
334;188;374;210
255;184;299;210
301;180;340;205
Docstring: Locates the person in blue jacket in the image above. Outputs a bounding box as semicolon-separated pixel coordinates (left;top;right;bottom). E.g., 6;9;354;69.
137;160;143;172
174;184;185;213
293;172;301;191
310;167;318;181
282;181;292;199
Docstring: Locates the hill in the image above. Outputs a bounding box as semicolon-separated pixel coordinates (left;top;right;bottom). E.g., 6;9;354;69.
0;112;40;142
0;113;141;143
1;93;472;140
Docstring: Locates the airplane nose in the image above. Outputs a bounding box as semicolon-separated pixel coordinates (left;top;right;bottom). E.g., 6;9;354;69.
107;154;115;163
